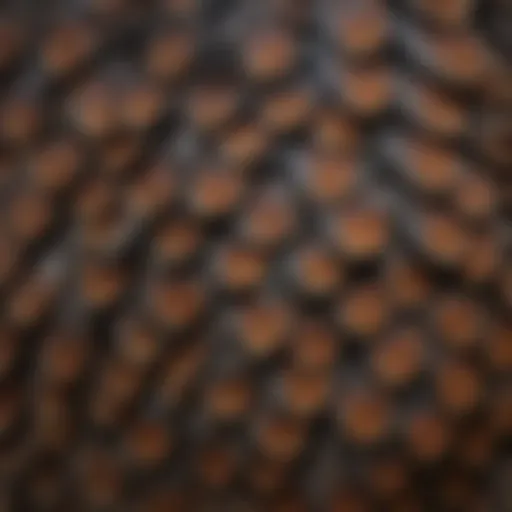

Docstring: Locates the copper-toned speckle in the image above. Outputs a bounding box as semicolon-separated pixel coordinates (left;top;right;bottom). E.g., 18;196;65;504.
338;389;391;445
260;86;313;134
420;211;468;265
0;21;24;72
0;329;17;379
502;263;512;310
29;139;81;194
0;154;15;189
0;236;20;288
162;0;199;18
389;494;424;512
89;359;143;427
455;422;493;469
124;420;171;468
89;0;132;18
371;328;424;388
236;301;292;358
404;136;460;195
330;490;371;512
463;231;501;284
41;22;96;79
487;324;512;374
490;388;512;439
69;81;119;138
214;243;267;294
281;368;329;416
77;448;123;508
23;458;65;510
455;171;496;222
152;217;203;268
157;341;206;409
80;261;126;310
137;488;190;512
0;97;41;146
406;82;468;138
335;2;388;59
197;444;237;488
484;62;512;108
7;277;56;329
98;132;143;179
246;455;288;495
304;154;358;205
145;30;195;83
291;320;338;371
99;359;142;405
220;121;269;169
270;493;308;512
479;112;512;168
187;84;240;132
241;190;297;250
407;410;451;462
410;0;475;27
436;361;482;415
440;476;478;511
39;333;87;388
204;376;252;422
189;167;244;221
116;316;159;368
0;387;21;438
0;2;508;509
149;279;205;330
292;244;343;297
8;190;53;246
388;257;431;310
76;177;117;223
434;296;485;350
338;284;388;337
80;209;131;257
89;399;120;431
255;414;307;462
243;29;297;82
34;389;74;452
341;65;393;118
425;34;490;88
331;206;389;260
313;109;360;153
272;0;312;27
120;81;165;131
128;163;177;221
368;455;408;499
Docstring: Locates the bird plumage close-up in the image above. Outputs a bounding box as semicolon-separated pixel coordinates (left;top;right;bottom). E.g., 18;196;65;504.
0;0;510;511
